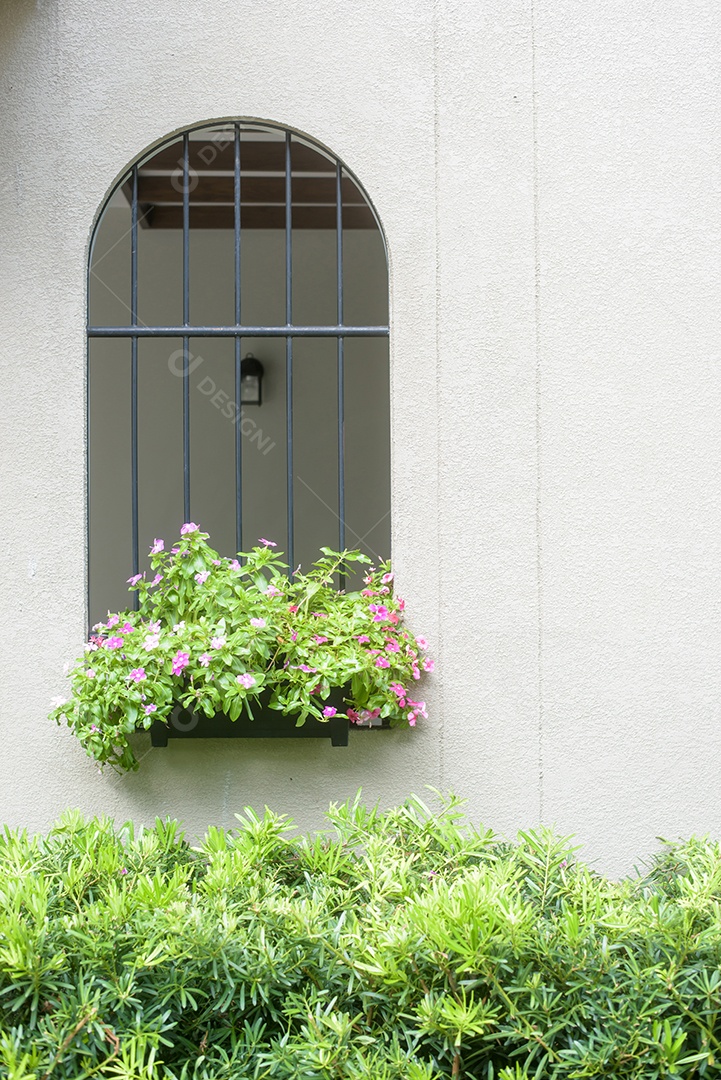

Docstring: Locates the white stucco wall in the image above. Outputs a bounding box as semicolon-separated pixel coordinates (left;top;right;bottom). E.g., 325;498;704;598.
1;0;720;875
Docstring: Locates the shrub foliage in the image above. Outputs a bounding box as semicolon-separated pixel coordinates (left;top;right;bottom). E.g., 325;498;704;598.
2;796;721;1078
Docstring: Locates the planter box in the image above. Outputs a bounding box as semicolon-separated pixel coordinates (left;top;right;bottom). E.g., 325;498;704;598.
149;686;349;747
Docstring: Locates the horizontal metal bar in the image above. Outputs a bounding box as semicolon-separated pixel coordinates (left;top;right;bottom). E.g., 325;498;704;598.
88;324;389;338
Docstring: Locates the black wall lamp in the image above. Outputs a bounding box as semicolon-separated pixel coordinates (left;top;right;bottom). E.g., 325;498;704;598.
241;353;264;405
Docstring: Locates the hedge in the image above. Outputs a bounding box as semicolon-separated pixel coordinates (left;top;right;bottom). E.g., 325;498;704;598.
2;795;721;1078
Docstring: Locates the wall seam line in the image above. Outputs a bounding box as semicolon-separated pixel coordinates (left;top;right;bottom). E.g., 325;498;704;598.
433;0;444;795
531;0;544;824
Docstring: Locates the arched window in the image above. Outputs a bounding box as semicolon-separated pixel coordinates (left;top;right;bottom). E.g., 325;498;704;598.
88;121;390;624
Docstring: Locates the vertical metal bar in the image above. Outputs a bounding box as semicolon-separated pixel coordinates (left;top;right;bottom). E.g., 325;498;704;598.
336;161;344;328
336;160;346;588
130;164;139;608
182;133;191;522
285;132;294;573
234;123;242;552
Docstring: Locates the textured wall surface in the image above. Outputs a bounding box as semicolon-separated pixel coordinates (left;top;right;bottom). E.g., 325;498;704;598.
0;0;719;874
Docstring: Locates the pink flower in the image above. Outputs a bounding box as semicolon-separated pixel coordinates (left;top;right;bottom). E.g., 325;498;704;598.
250;618;266;629
361;589;376;598
129;668;146;682
288;605;299;614
407;699;428;718
347;708;360;723
143;634;160;651
120;622;135;634
195;570;210;585
90;724;99;733
237;672;255;688
363;574;373;585
379;586;390;595
85;669;96;679
210;635;226;650
106;614;119;628
385;639;400;653
147;620;161;632
104;636;123;650
408;714;417;727
356;635;370;645
151;574;163;587
382;572;394;584
291;630;298;642
412;666;421;680
389;683;406;698
375;656;390;669
398;597;406;611
389;613;399;625
266;584;283;597
212;559;221;566
144;704;157;714
127;574;143;586
423;658;435;673
180;522;199;535
171;651;190;675
296;664;317;674
119;867;128;875
416;637;428;650
312;612;327;618
198;653;211;667
369;604;389;622
150;538;164;554
322;705;336;718
259;537;277;547
313;635;328;645
171;546;180;554
229;559;241;571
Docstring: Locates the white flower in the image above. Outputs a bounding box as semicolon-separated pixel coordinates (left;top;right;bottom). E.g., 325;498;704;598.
50;696;66;709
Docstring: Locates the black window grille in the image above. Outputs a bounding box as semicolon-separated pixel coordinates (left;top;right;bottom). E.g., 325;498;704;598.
87;121;390;617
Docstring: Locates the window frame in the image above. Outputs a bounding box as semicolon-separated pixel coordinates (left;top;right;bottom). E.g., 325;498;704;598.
87;120;390;607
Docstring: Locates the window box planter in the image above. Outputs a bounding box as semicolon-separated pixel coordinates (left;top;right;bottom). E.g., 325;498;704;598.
52;526;431;772
149;687;350;747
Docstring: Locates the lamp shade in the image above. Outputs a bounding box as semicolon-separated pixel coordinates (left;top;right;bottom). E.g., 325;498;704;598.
240;353;264;405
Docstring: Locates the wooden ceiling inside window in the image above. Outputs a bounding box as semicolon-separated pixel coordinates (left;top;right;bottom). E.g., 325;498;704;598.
123;140;376;229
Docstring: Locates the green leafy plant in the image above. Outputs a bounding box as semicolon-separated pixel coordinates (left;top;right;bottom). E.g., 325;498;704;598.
2;795;721;1079
50;525;432;770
